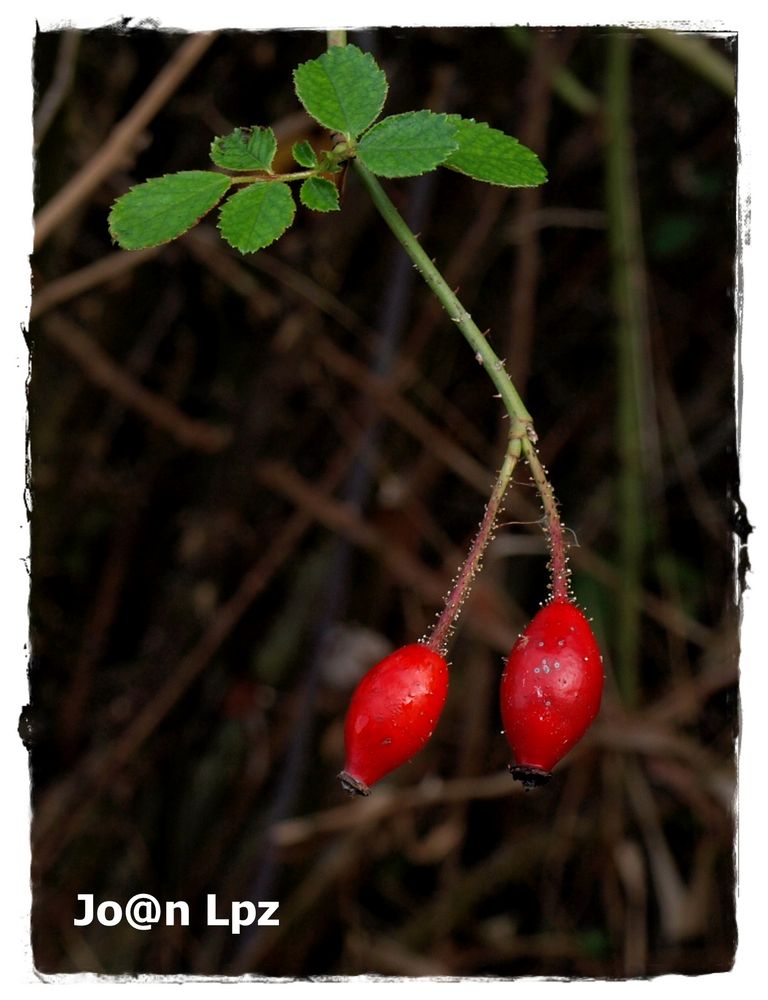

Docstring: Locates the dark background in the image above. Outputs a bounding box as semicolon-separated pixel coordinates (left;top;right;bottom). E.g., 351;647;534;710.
29;26;738;977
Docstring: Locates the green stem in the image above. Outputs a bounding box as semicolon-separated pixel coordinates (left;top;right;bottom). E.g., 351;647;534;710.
353;160;533;431
353;159;572;619
606;32;646;705
327;29;347;48
336;36;572;633
425;431;523;656
229;170;317;185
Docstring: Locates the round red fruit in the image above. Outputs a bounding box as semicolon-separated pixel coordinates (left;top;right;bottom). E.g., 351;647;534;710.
339;643;449;796
500;598;603;787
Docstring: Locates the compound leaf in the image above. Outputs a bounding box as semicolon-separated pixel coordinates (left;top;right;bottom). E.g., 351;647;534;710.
210;127;277;171
300;176;340;212
356;111;458;178
108;170;232;250
218;181;295;253
443;116;548;187
293;44;387;137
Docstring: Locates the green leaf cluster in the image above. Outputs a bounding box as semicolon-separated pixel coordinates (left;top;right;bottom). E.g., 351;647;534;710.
108;43;547;255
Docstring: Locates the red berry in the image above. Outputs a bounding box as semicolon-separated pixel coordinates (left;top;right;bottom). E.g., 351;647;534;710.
338;643;449;796
500;598;603;787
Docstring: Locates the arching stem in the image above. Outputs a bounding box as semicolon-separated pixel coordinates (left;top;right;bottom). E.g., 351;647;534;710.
353;160;533;430
325;38;571;629
353;159;570;606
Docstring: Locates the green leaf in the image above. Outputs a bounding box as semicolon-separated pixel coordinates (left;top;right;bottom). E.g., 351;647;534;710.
292;140;318;168
356;111;459;178
218;181;295;253
108;171;232;249
293;44;387;137
442;116;547;187
300;176;340;213
210;127;277;171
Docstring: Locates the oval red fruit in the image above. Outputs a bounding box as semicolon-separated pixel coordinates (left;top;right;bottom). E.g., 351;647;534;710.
501;598;603;787
339;643;449;796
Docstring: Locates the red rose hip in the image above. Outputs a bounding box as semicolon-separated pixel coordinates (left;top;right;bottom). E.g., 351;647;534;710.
339;643;449;796
501;598;603;787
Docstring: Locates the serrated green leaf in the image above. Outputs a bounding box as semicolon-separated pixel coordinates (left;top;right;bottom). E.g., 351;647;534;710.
108;171;232;249
292;140;318;168
210;126;277;171
442;116;547;187
293;44;387;137
356;111;458;178
300;176;340;213
218;181;295;253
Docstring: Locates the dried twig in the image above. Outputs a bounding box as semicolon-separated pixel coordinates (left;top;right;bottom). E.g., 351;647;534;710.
34;32;217;249
41;315;231;452
31;247;162;320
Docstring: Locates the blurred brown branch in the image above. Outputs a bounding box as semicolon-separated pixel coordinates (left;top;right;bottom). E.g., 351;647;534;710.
41;315;231;452
34;32;217;250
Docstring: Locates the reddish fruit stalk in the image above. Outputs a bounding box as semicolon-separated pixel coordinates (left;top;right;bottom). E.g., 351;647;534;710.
338;644;449;796
426;430;523;655
500;597;603;788
522;439;570;603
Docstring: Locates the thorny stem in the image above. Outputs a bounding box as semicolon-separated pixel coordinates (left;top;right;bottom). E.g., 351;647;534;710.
353;159;572;611
425;430;524;656
521;437;570;602
353;160;533;431
316;35;572;641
